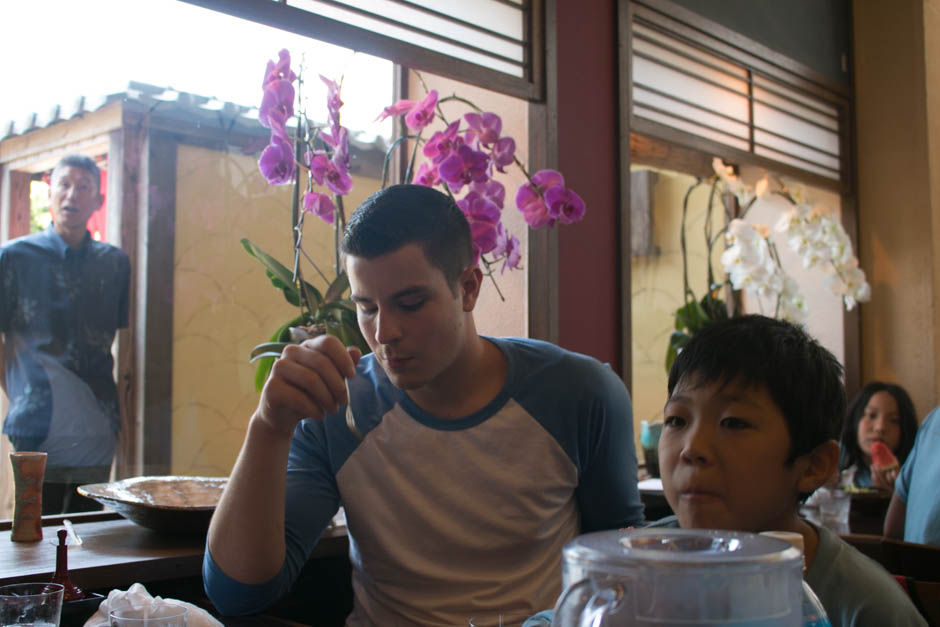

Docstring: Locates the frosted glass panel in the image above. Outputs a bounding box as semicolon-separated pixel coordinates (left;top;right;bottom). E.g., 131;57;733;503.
288;0;525;77
633;57;749;122
634;23;747;79
635;106;751;152
634;86;749;140
753;86;838;131
754;130;840;171
631;15;846;183
755;145;839;180
634;38;749;94
754;102;840;155
754;75;838;118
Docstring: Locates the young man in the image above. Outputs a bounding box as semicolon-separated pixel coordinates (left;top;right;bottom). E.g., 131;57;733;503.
204;184;643;625
0;154;129;514
650;315;925;627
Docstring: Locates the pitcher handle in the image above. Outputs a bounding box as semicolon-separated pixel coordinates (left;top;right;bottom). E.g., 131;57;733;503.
553;578;626;627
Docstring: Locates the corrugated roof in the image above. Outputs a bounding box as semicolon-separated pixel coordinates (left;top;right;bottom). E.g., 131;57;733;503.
1;81;387;154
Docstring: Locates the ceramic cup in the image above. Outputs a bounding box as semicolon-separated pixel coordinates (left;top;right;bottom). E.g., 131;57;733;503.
0;582;64;626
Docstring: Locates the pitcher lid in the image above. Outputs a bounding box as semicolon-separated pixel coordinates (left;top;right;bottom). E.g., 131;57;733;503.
564;528;801;567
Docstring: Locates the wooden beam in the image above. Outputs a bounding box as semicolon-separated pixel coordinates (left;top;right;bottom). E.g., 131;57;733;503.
630;133;714;179
138;131;177;474
108;120;146;479
618;0;635;386
1;168;31;243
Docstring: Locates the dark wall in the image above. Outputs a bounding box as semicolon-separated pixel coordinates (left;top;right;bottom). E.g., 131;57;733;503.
669;0;851;85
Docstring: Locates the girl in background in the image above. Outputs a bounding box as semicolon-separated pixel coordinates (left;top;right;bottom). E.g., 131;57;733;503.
840;382;918;490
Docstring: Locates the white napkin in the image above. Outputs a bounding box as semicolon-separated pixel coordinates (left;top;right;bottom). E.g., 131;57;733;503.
83;582;223;627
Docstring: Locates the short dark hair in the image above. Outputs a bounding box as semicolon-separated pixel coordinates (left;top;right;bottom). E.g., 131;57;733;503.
840;381;918;471
341;184;473;287
53;154;101;191
668;315;846;461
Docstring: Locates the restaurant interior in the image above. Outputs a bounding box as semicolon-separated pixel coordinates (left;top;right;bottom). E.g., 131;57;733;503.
0;0;938;625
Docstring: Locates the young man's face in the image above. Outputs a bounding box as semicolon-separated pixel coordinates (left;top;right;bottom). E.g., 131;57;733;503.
659;377;811;532
347;243;477;392
50;165;101;233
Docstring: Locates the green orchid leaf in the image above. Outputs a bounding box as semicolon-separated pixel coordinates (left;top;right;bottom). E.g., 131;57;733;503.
249;342;291;362
324;270;349;304
243;238;302;305
254;356;276;393
301;280;323;312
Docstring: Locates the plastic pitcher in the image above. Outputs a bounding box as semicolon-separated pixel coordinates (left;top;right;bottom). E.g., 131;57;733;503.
553;528;803;626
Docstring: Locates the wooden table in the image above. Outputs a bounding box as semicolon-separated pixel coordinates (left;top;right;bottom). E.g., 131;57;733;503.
0;513;350;626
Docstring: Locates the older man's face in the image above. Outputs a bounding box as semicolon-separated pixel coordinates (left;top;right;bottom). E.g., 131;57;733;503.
50;165;101;234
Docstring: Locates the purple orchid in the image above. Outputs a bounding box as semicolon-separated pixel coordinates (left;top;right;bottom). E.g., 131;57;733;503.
303;191;336;224
412;162;440;187
438;145;489;192
464;112;502;148
258;79;295;137
375;91;439;132
515;169;565;227
423;121;462;164
320;74;344;147
262;49;296;88
458;192;502;262
491;136;516;172
258;135;295;186
493;223;522;273
405;90;438;131
469;179;506;209
309;151;352;196
545;185;586;224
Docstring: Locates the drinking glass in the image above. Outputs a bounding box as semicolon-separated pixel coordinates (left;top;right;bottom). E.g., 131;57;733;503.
109;604;188;627
469;614;549;626
818;486;851;527
0;582;64;626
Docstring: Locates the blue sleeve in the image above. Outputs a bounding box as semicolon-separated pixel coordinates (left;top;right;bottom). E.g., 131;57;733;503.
574;361;645;530
895;408;937;503
506;338;644;531
203;418;343;616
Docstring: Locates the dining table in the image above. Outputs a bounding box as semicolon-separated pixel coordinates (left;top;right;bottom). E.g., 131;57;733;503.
0;512;350;626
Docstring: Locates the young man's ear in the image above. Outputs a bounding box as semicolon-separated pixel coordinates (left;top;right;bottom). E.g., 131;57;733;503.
797;439;840;494
458;265;484;312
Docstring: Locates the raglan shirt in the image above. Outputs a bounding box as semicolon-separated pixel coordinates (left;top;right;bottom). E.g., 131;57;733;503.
0;227;129;469
204;337;644;625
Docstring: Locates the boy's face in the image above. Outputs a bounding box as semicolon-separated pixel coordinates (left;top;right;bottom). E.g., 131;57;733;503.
659;376;812;532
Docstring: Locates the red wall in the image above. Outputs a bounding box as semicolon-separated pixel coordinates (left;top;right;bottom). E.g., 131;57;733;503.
554;0;622;370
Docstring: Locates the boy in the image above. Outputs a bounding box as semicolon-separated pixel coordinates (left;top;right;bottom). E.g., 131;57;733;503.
204;185;643;624
652;315;925;627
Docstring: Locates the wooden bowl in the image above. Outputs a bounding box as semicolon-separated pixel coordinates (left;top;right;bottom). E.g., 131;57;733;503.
77;476;227;534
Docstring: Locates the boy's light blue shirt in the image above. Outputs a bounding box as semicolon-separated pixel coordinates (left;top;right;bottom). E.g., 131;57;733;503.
895;407;940;546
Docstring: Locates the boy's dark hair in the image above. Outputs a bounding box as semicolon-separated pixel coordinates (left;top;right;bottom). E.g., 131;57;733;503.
840;381;918;471
341;184;473;288
53;154;101;191
668;315;846;461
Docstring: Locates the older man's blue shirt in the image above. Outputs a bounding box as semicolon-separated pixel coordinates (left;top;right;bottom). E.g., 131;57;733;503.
0;227;129;454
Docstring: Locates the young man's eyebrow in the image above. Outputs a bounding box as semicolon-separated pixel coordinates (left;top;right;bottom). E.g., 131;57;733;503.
350;286;429;304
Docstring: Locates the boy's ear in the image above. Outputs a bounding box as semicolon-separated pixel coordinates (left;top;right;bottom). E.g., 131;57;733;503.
797;439;840;493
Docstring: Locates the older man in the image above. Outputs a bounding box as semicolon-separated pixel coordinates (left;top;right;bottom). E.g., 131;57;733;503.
0;154;130;514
